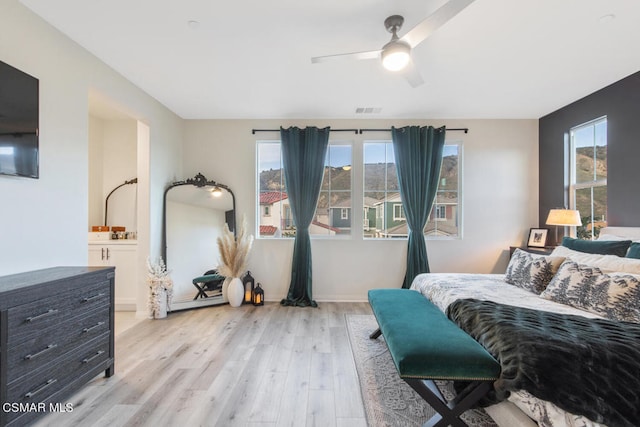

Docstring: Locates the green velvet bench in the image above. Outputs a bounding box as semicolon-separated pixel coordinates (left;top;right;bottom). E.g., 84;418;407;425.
368;289;501;427
192;273;225;299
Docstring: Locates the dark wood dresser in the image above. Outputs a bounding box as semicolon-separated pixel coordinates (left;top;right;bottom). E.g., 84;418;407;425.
0;267;115;426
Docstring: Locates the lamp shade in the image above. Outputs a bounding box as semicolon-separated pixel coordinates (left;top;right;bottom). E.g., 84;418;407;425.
545;209;582;226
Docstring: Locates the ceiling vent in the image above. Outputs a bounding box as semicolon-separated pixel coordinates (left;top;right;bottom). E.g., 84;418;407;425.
355;107;382;114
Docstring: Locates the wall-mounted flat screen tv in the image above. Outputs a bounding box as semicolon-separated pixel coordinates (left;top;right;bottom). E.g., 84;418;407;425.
0;60;39;179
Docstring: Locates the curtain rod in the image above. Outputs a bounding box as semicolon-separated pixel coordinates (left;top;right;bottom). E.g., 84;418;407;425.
358;128;469;134
251;128;468;135
251;129;358;134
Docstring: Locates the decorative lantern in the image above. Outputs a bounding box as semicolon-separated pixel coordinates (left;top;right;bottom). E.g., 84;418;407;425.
242;271;255;304
252;283;264;306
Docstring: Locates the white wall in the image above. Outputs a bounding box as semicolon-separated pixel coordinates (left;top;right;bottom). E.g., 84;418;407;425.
0;0;183;311
88;116;105;229
88;116;138;232
183;119;539;301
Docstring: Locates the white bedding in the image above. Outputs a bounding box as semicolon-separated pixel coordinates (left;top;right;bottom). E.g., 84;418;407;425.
410;273;605;427
410;273;603;318
409;226;640;427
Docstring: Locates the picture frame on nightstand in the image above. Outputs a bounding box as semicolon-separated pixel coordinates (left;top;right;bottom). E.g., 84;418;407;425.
527;228;549;248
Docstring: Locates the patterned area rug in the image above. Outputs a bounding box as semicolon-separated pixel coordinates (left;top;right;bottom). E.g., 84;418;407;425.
346;314;497;427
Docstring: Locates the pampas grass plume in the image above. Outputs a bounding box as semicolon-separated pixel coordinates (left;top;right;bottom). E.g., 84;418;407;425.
217;215;253;278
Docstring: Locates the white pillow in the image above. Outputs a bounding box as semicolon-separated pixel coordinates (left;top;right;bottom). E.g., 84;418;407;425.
598;227;640;242
550;246;640;275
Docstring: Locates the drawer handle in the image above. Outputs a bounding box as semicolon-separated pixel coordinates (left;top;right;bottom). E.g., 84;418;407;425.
24;379;57;398
82;350;105;364
83;321;106;333
25;309;58;323
82;293;106;302
24;343;58;360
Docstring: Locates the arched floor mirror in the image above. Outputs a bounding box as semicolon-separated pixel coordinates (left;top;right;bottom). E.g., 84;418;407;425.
162;173;235;311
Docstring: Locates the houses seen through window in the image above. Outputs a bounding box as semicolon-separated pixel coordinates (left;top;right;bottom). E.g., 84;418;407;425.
363;141;461;239
570;117;607;239
257;142;352;238
257;140;461;239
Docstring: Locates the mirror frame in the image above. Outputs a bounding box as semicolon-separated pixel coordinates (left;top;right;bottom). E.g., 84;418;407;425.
161;173;236;311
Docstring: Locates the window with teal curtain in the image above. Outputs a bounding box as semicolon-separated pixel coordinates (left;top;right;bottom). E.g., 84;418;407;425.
391;125;446;288
257;142;352;238
279;126;330;307
363;142;461;239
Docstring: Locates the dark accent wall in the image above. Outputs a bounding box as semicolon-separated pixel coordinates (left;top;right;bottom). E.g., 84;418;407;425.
539;70;640;228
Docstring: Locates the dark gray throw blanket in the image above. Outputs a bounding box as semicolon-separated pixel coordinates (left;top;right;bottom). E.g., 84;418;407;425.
446;298;640;427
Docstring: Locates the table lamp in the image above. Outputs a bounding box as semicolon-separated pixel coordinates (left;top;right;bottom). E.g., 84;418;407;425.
546;209;582;246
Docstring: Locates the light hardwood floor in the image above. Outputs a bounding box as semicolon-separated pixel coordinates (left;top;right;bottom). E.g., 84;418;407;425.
34;302;373;427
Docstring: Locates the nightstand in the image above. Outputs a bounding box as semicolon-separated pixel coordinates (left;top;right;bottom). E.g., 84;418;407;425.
509;246;556;257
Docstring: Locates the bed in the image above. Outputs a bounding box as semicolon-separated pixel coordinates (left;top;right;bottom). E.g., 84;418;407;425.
410;227;640;427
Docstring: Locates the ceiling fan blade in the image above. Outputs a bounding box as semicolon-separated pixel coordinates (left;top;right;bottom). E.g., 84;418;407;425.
311;49;381;64
400;0;476;49
401;59;424;88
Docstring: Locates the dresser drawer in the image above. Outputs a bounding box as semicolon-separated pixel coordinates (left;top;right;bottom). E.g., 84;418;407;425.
6;279;110;344
5;306;111;385
0;267;115;427
5;333;111;411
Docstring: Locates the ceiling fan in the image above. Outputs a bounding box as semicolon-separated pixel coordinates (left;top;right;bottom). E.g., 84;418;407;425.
311;0;476;87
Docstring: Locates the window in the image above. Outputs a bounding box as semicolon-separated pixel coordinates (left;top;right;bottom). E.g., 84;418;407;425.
363;208;370;230
257;142;288;238
427;145;461;237
363;142;461;239
317;144;352;236
570;117;607;240
257;141;352;238
393;204;405;221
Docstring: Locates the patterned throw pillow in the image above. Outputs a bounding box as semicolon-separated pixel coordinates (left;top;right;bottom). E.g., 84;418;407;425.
541;259;640;323
505;249;565;294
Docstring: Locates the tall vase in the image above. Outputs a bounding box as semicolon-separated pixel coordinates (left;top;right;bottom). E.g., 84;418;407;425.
222;276;231;302
228;277;244;308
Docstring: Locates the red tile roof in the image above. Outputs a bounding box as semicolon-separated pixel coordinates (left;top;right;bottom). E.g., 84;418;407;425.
260;225;278;236
260;191;288;204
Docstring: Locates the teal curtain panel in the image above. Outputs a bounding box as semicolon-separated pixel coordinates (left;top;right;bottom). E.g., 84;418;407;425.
279;126;330;307
392;125;446;288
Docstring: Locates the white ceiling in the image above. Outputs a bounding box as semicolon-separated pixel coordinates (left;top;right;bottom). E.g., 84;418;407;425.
21;0;640;120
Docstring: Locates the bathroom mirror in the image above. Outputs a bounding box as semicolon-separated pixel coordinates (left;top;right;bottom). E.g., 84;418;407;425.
162;173;235;311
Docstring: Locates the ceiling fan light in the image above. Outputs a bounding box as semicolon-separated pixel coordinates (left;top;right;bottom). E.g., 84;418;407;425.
381;42;411;71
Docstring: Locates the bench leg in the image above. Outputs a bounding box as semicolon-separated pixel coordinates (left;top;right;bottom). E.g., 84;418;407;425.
404;379;492;427
369;328;382;339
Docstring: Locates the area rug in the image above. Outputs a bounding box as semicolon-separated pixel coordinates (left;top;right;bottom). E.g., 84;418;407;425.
346;314;497;427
